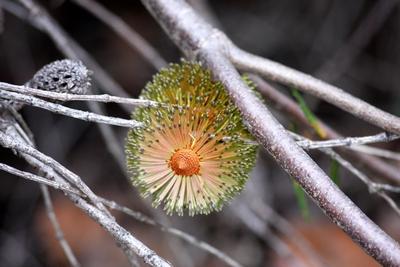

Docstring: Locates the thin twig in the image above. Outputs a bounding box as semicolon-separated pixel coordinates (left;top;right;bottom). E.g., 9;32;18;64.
320;148;400;217
139;0;400;265
0;90;142;128
349;145;400;161
231;202;306;267
40;185;81;267
0;162;79;195
71;0;167;70
292;132;400;216
378;192;400;216
248;199;329;267
0;82;163;108
296;132;399;150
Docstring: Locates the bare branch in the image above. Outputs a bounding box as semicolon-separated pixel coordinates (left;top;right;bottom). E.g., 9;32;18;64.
349;145;400;161
0;81;165;108
139;0;400;265
0;162;78;194
71;0;167;70
0;90;142;128
296;132;399;150
291;132;400;217
230;46;400;135
320;148;400;217
247;199;329;267
230;202;306;267
40;185;81;267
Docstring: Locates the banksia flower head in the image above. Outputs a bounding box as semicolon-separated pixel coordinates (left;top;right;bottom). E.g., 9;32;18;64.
126;61;258;216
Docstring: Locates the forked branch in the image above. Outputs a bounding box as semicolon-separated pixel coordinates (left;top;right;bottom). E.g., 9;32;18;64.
140;0;400;265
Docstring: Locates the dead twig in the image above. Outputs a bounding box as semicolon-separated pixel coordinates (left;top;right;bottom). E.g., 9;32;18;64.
230;46;400;135
71;0;167;70
40;185;81;267
0;90;142;128
0;82;163;108
296;132;399;150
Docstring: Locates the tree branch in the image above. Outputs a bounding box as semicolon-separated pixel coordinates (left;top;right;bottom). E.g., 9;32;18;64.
40;185;81;267
229;46;400;135
349;145;400;161
296;132;399;150
139;0;400;265
0;82;163;108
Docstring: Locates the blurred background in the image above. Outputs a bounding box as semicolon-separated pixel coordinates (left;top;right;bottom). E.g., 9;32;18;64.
0;0;400;266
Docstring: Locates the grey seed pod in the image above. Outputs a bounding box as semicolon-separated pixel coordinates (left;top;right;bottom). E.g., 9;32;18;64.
0;59;92;111
26;59;91;95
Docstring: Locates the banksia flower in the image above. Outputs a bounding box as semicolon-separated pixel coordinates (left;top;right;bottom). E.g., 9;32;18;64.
126;61;258;216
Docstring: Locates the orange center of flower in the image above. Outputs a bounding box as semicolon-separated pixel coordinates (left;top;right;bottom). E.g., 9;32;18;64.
169;149;200;176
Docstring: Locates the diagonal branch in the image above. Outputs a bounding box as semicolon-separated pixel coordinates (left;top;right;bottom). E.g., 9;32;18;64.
40;185;81;267
229;47;400;135
71;0;167;70
139;0;400;265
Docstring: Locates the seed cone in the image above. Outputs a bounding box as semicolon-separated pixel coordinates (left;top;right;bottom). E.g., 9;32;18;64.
126;61;258;215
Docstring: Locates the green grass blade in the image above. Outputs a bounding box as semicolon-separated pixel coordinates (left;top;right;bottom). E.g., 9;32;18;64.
291;89;326;138
329;159;341;185
292;179;310;220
